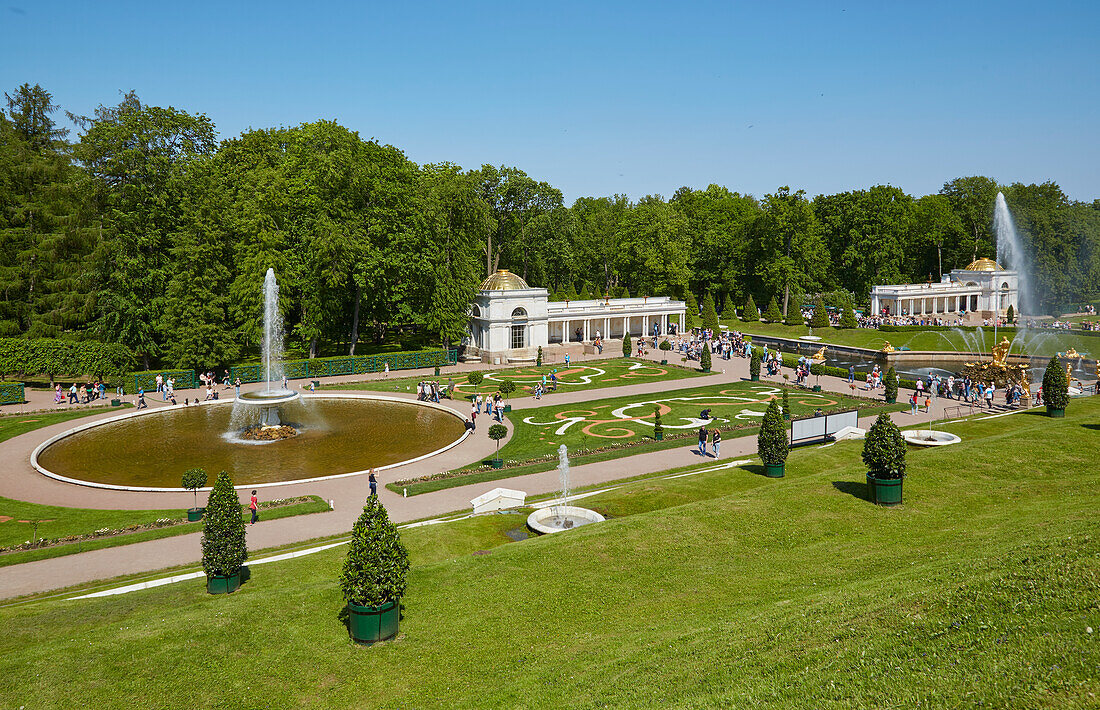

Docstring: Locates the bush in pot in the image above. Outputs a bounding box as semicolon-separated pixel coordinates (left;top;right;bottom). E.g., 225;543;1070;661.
652;406;664;440
757;401;788;477
201;471;248;594
810;361;824;390
466;371;484;391
182;467;208;521
659;339;671;352
884;366;899;403
1042;355;1069;416
497;379;516;400
339;496;410;644
700;347;712;373
749;347;761;380
862;413;906;505
782;389;790;420
622;332;632;357
487;423;508;467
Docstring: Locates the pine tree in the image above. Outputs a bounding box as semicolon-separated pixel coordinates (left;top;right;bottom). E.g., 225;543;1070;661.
578;281;591;299
809;296;830;328
564;282;578;300
763;296;783;322
839;303;858;328
702;292;720;332
784;302;803;326
742;294;759;322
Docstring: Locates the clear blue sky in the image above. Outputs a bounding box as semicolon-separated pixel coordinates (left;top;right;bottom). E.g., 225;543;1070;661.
2;1;1098;203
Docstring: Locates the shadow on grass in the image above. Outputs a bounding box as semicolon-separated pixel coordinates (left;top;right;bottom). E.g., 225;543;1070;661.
832;480;872;503
1082;423;1100;431
743;464;769;477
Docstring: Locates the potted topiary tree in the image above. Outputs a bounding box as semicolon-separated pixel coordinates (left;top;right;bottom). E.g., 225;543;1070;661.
340;496;410;644
758;401;788;477
182;467;208;522
201;471;248;594
862;413;906;505
700;347;712;373
749;347;761;381
487;423;508;468
536;346;543;367
622;332;632;357
884;366;899;404
658;339;671;365
782;389;790;420
810;362;824;391
466;371;484;399
498;380;516;411
652;406;664;440
1042;355;1069;417
1006;304;1015;325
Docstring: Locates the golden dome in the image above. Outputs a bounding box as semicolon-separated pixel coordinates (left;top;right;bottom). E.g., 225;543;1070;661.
964;257;1003;271
478;269;530;291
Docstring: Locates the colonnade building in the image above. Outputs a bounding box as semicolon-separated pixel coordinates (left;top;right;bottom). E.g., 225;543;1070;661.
869;258;1019;323
465;270;687;364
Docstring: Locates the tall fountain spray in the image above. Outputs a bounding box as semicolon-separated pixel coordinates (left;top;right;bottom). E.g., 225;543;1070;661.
556;444;571;522
994;192;1032;315
232;268;301;439
526;444;605;534
262;268;285;391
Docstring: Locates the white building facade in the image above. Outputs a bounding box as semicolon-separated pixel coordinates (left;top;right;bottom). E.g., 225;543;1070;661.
870;258;1019;322
466;270;687;363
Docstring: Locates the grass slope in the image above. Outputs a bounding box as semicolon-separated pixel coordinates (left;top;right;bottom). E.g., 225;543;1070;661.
1;400;1098;708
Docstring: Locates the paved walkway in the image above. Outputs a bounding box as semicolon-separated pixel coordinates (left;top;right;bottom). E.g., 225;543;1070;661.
0;347;1041;599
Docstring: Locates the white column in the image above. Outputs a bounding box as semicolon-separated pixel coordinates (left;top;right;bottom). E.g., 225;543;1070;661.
679;312;685;332
583;319;590;341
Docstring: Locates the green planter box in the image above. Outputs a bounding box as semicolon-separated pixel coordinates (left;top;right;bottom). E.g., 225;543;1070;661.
348;600;400;644
206;571;241;595
503;404;512;413
750;375;760;381
434;366;440;376
702;368;711;374
812;385;822;392
885;396;897;404
1046;406;1065;417
660;359;668;365
110;399;122;407
867;475;903;506
764;463;785;478
490;458;503;469
654;431;663;441
186;508;205;522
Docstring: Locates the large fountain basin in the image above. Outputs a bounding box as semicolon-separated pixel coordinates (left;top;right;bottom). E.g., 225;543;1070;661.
31;394;468;491
526;506;605;535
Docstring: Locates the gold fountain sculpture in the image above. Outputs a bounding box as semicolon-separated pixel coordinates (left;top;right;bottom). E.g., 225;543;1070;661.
960;336;1031;392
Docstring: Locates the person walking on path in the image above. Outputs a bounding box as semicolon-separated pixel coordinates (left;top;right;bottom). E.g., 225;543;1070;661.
249;490;259;525
234;377;241;398
910;391;919;415
698;425;708;456
383;361;390;378
368;469;378;497
470;402;477;430
711;429;722;458
848;365;855;383
68;383;78;404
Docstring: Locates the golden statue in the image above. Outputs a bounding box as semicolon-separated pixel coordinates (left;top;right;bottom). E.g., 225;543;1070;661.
1021;369;1031;398
1064;348;1080;358
811;346;826;361
991;336;1011;368
880;341;895;353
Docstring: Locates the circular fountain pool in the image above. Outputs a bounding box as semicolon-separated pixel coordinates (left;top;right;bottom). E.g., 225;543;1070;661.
32;395;467;490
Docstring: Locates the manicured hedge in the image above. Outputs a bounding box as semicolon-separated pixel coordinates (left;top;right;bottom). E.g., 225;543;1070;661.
0;382;25;405
229;349;457;384
0;338;135;380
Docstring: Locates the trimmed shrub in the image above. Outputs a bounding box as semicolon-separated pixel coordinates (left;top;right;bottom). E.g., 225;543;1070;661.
700;347;712;372
652;406;663;439
722;293;736;321
182;467;208;511
467;371;484;387
782;388;790;417
884;366;899;402
784;304;803;326
578;282;592;300
702;293;720;332
862;413;906;479
763;297;783;323
622;332;632;357
685;292;699;329
200;471;247;578
809;296;830;328
750;347;761;378
339;496;410;608
497;380;517;398
1042;356;1069;410
659;339;671;351
757;401;788;465
536;346;543;367
487;423;508;458
1006;304;1015;324
839;304;858;329
742;294;759;322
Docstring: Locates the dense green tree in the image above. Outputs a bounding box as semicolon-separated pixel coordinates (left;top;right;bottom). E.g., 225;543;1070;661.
940;176;999;263
748;187;828;315
613;196;690;297
809;296;830;328
742;294;759;321
721;293;736;322
684;290;699;329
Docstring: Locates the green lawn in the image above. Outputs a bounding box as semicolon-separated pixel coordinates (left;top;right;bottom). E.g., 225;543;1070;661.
728;319;1100;357
0;405;132;444
495;379;874;464
0;397;1097;707
0;496;332;567
321;357;708;398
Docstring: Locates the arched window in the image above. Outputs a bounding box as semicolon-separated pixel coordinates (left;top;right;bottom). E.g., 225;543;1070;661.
511;308;528;348
471;303;481;318
511;307;528;321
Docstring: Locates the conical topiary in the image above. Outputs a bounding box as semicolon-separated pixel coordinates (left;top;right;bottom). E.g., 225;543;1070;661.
862;413;906;480
201;471;247;579
1042;355;1069;412
578;282;592;300
622;331;632;357
809;296;830;328
784;302;803;326
757;401;788;467
685;291;699;329
722;293;736;322
743;294;759;322
763;296;783;323
1006;304;1015;324
702;292;720;332
839;303;858;328
564;282;578;300
339;496;410;608
700;346;712;372
884;366;899;402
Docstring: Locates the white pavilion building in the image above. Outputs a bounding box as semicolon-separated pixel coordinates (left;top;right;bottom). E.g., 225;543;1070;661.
465;270;687;364
869;258;1019;323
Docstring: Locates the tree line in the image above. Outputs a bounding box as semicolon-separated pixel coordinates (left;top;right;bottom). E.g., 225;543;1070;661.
2;83;1099;372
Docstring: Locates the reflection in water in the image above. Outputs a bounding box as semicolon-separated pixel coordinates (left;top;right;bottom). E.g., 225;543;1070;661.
37;398;465;487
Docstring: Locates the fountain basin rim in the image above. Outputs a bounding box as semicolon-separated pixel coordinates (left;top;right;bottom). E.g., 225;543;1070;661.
30;393;471;493
902;429;962;447
235;389;302;406
526;506;606;535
